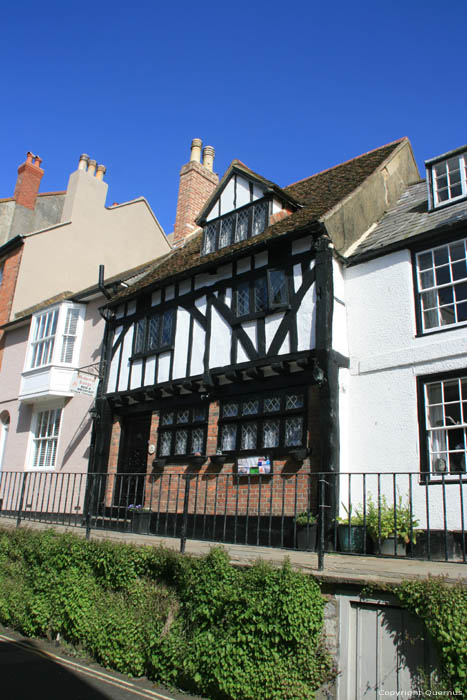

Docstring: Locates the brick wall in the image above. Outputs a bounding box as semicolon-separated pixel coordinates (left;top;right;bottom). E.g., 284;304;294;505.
14;156;44;210
0;245;23;367
173;161;218;245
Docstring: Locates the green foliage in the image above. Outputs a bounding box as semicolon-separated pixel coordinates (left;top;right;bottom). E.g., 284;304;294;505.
394;577;467;696
0;527;333;699
295;512;317;527
366;494;420;544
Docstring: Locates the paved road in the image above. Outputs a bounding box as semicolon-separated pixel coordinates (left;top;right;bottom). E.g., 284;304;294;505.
0;627;206;700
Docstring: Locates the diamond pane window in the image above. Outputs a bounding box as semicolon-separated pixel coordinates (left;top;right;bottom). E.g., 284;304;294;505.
147;315;160;351
134;318;146;354
241;423;257;450
236;282;250;316
161;412;174;426
269;269;288;307
219;215;234;249
285;417;303;446
175;430;188;455
177;409;190;423
286;394;304;410
263;419;280;448
133;310;174;355
253;201;268;237
193;407;206;422
254;277;268;312
159;431;172;456
223;402;239;418
191;428;204;454
235;210;249;242
221;424;237;451
264;397;281;412
203;222;217;254
161;310;174;347
242;400;259;415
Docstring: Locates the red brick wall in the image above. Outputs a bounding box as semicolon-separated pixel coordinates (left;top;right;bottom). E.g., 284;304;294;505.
173;162;218;244
0;245;23;367
14;158;44;210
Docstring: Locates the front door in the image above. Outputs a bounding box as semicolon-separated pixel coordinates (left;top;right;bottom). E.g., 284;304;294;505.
114;414;151;508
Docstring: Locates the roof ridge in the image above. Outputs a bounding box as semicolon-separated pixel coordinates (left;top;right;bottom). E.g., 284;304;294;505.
285;137;407;189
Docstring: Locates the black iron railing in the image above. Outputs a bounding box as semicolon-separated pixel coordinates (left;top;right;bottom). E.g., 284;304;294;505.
0;470;465;565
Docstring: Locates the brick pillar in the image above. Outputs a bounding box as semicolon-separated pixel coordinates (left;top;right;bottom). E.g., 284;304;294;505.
0;245;23;367
13;152;44;210
173;139;218;245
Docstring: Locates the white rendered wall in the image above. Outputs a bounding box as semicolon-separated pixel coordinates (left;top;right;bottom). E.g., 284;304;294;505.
342;249;467;530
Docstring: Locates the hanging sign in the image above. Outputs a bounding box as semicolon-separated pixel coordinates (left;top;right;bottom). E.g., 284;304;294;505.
237;456;271;475
71;371;99;397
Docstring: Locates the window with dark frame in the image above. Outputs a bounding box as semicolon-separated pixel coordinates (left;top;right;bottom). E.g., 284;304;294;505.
415;237;467;332
218;390;306;455
133;309;175;356
234;269;289;319
202;199;270;255
157;405;207;458
421;373;467;477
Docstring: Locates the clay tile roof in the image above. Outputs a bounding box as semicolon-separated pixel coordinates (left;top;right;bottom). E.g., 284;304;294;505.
109;138;405;304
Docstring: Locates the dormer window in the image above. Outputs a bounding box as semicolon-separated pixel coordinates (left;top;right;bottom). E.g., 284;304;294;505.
427;148;467;208
202;199;270;255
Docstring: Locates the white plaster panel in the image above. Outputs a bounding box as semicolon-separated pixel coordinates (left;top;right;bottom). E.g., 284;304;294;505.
107;326;122;393
225;288;232;308
253;183;266;200
217;264;232;281
195;295;207;315
165;285;175;301
117;326;134;391
190;320;205;376
144;356;157;386
236;176;251;208
297;283;316;351
209;306;232;368
151;290;161;306
195;273;217;290
220;177;235;215
237;338;249;363
272;198;282;214
254;251;268;268
179;279;191;296
332;257;345;303
172;307;190;379
265;312;284;352
130;359;143;389
292;236;312;255
157;352;171;383
332;300;348;356
127;301;136;315
237;257;251;274
293;264;302;292
241;320;257;352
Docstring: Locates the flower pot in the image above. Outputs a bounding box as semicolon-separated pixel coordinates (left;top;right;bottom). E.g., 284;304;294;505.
152;458;166;469
191;456;206;468
127;510;151;535
338;524;365;553
377;537;406;557
290;448;309;461
296;524;317;551
210;455;227;465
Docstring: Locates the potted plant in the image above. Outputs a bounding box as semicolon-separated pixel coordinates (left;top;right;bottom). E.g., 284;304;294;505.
126;504;152;534
191;452;206;468
294;511;317;551
366;494;419;556
337;504;366;553
210;450;227;465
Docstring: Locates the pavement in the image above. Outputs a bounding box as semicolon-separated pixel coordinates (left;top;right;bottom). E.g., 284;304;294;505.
0;625;206;700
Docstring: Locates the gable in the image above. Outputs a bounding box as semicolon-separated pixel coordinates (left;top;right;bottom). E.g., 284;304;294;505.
205;171;271;222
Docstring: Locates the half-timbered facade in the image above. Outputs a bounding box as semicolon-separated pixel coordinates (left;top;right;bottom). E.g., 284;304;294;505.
94;138;419;539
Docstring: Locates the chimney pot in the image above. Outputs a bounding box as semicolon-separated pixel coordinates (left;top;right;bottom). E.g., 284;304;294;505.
96;164;106;181
202;146;215;172
190;138;203;163
26;152;34;164
88;159;97;176
34;156;42;168
78;154;89;171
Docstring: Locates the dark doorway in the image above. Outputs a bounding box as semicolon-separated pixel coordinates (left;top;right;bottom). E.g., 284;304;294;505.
114;413;151;508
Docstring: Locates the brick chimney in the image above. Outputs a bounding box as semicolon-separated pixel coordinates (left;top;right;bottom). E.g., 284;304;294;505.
13;152;44;210
173;138;218;245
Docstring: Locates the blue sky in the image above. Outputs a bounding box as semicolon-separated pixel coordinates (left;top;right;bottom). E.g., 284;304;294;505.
2;1;466;234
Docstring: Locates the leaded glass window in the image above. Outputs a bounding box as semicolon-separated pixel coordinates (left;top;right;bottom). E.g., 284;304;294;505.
254;277;268;312
236;282;250;317
234;269;288;319
133;309;175;355
201;198;271;255
253;201;268;237
219;215;234;249
147;315;160;350
269;269;288;308
203;222;217;254
158;405;207;457
235;210;249;242
219;390;306;454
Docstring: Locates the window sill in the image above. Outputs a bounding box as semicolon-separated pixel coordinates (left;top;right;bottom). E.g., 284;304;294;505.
233;306;290;325
431;194;467;211
131;346;174;360
415;321;467;338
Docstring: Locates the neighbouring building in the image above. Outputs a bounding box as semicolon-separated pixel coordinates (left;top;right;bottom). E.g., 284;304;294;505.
340;144;467;544
0;150;171;510
91;137;418;544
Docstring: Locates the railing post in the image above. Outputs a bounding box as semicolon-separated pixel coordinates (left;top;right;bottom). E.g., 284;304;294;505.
16;472;28;528
180;473;192;554
84;472;94;540
318;472;326;571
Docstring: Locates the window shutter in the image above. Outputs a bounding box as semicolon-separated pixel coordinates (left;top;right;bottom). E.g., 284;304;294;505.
60;308;80;363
